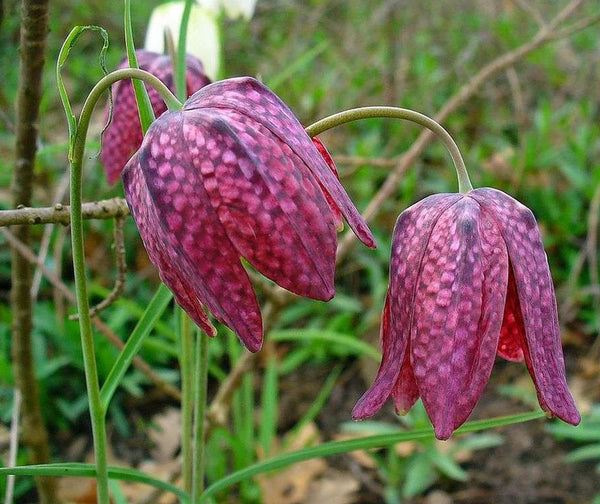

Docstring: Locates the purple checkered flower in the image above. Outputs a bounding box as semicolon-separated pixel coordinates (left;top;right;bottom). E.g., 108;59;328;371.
101;50;210;184
352;188;580;439
123;76;376;352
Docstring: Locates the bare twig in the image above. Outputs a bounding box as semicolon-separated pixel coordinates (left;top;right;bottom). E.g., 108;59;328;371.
31;171;70;298
0;197;130;227
550;11;600;40
511;0;547;28
334;154;399;168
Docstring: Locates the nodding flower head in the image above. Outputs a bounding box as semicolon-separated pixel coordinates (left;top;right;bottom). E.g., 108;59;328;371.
101;50;211;184
352;187;580;439
123;76;376;352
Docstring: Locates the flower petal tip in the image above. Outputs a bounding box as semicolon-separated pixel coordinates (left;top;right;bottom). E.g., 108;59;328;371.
434;431;452;441
549;406;581;426
245;338;263;353
351;396;380;420
359;226;377;249
319;285;336;302
433;423;454;441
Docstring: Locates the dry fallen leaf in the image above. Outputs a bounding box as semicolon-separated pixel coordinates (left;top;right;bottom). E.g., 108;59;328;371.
148;407;182;463
121;459;181;504
56;477;99;504
303;468;360;504
257;422;328;504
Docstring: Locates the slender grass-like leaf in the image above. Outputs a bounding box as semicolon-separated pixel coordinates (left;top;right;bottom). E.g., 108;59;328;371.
547;424;600;441
430;450;468;482
403;451;437;498
259;355;279;458
268;40;329;91
452;433;504;452
0;463;189;502
198;411;544;502
270;329;380;360
109;479;127;504
565;443;600;463
100;283;173;409
88;284;176;341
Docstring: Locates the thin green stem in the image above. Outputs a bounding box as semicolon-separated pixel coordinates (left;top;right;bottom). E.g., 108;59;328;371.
191;331;209;501
175;0;195;101
179;309;194;494
81;68;182;118
306;106;473;194
70;102;110;504
124;0;155;130
68;67;182;504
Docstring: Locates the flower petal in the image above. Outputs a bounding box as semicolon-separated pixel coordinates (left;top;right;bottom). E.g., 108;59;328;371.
497;267;526;362
391;340;420;415
102;51;210;184
122;157;216;337
471;187;580;425
102;76;144;184
123;111;263;351
184;77;376;249
412;197;507;439
181;109;336;301
352;193;460;420
311;137;344;231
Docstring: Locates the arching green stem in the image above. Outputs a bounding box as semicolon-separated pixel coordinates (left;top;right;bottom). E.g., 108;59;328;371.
124;0;155;130
306;106;473;194
67;68;182;504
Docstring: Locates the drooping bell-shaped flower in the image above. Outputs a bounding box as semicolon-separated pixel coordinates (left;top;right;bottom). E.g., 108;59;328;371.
101;50;210;184
352;187;580;439
123;76;376;352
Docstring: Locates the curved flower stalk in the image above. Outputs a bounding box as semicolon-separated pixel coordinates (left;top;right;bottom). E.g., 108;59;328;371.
123;76;376;352
101;50;210;184
353;187;580;440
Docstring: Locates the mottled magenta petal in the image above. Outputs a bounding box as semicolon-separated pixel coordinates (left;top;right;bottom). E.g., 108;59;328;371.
122;158;216;337
124;112;263;351
497;267;526;362
181;109;336;301
391;341;419;415
101;50;210;184
352;193;460;420
412;198;507;439
471;187;580;425
184;77;376;249
311;137;344;230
